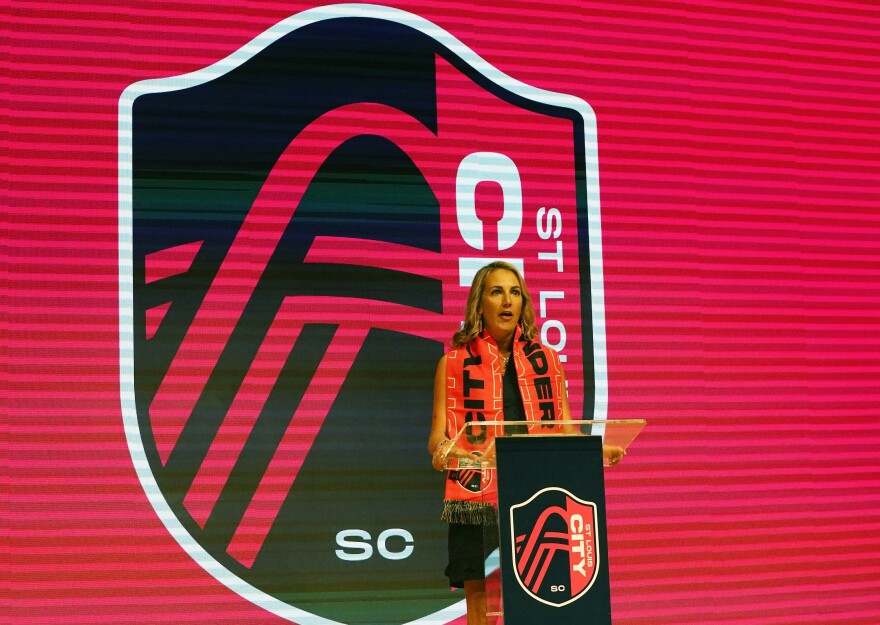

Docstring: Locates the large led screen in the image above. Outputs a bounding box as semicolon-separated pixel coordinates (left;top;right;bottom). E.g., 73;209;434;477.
7;2;880;624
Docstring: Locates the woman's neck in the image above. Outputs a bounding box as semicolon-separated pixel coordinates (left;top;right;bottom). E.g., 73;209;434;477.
491;332;514;355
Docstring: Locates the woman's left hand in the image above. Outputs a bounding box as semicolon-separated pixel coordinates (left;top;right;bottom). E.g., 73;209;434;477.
602;444;626;466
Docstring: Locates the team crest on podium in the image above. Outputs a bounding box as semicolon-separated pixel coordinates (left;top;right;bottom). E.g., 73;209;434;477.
510;487;600;606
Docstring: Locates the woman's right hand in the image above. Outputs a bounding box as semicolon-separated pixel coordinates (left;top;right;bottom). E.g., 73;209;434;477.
430;438;454;471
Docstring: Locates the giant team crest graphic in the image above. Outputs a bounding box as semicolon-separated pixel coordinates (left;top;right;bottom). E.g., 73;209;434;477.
118;4;607;624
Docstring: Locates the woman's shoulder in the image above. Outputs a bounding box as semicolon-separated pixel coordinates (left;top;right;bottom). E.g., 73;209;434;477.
444;340;472;356
441;340;475;370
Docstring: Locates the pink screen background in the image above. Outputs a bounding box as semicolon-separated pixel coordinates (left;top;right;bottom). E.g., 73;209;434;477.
6;1;880;624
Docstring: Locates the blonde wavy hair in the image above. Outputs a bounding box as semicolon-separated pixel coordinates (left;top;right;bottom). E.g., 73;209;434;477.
451;261;537;347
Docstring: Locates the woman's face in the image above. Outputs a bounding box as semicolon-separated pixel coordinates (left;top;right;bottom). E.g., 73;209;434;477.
479;269;523;347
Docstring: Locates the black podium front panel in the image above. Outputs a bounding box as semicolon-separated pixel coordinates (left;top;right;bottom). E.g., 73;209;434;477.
495;435;612;625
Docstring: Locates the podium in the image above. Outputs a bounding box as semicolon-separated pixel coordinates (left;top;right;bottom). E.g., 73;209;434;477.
442;419;645;625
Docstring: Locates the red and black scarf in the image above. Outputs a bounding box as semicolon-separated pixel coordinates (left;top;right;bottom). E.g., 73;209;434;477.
441;328;566;524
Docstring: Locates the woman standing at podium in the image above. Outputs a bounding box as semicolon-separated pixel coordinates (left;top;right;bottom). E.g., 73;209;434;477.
428;261;623;625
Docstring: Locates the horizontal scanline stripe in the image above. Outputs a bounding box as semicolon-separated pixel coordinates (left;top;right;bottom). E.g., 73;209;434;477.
608;486;880;500
604;210;880;226
602;114;880;138
10;35;880;79
8;578;230;591
611;559;880;577
478;54;877;90
607;587;878;612
606;193;878;210
14;0;879;31
607;477;880;492
609;538;880;556
611;548;880;568
697;223;880;237
607;541;876;560
608;544;878;561
604;581;875;603
611;568;880;589
10;7;879;52
536;158;880;181
8;72;880;121
609;493;880;508
610;574;880;592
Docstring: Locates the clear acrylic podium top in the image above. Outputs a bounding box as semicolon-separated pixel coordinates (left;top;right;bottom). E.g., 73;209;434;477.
440;419;646;470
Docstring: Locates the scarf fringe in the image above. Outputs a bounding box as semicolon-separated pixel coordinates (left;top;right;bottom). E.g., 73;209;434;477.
441;499;498;525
